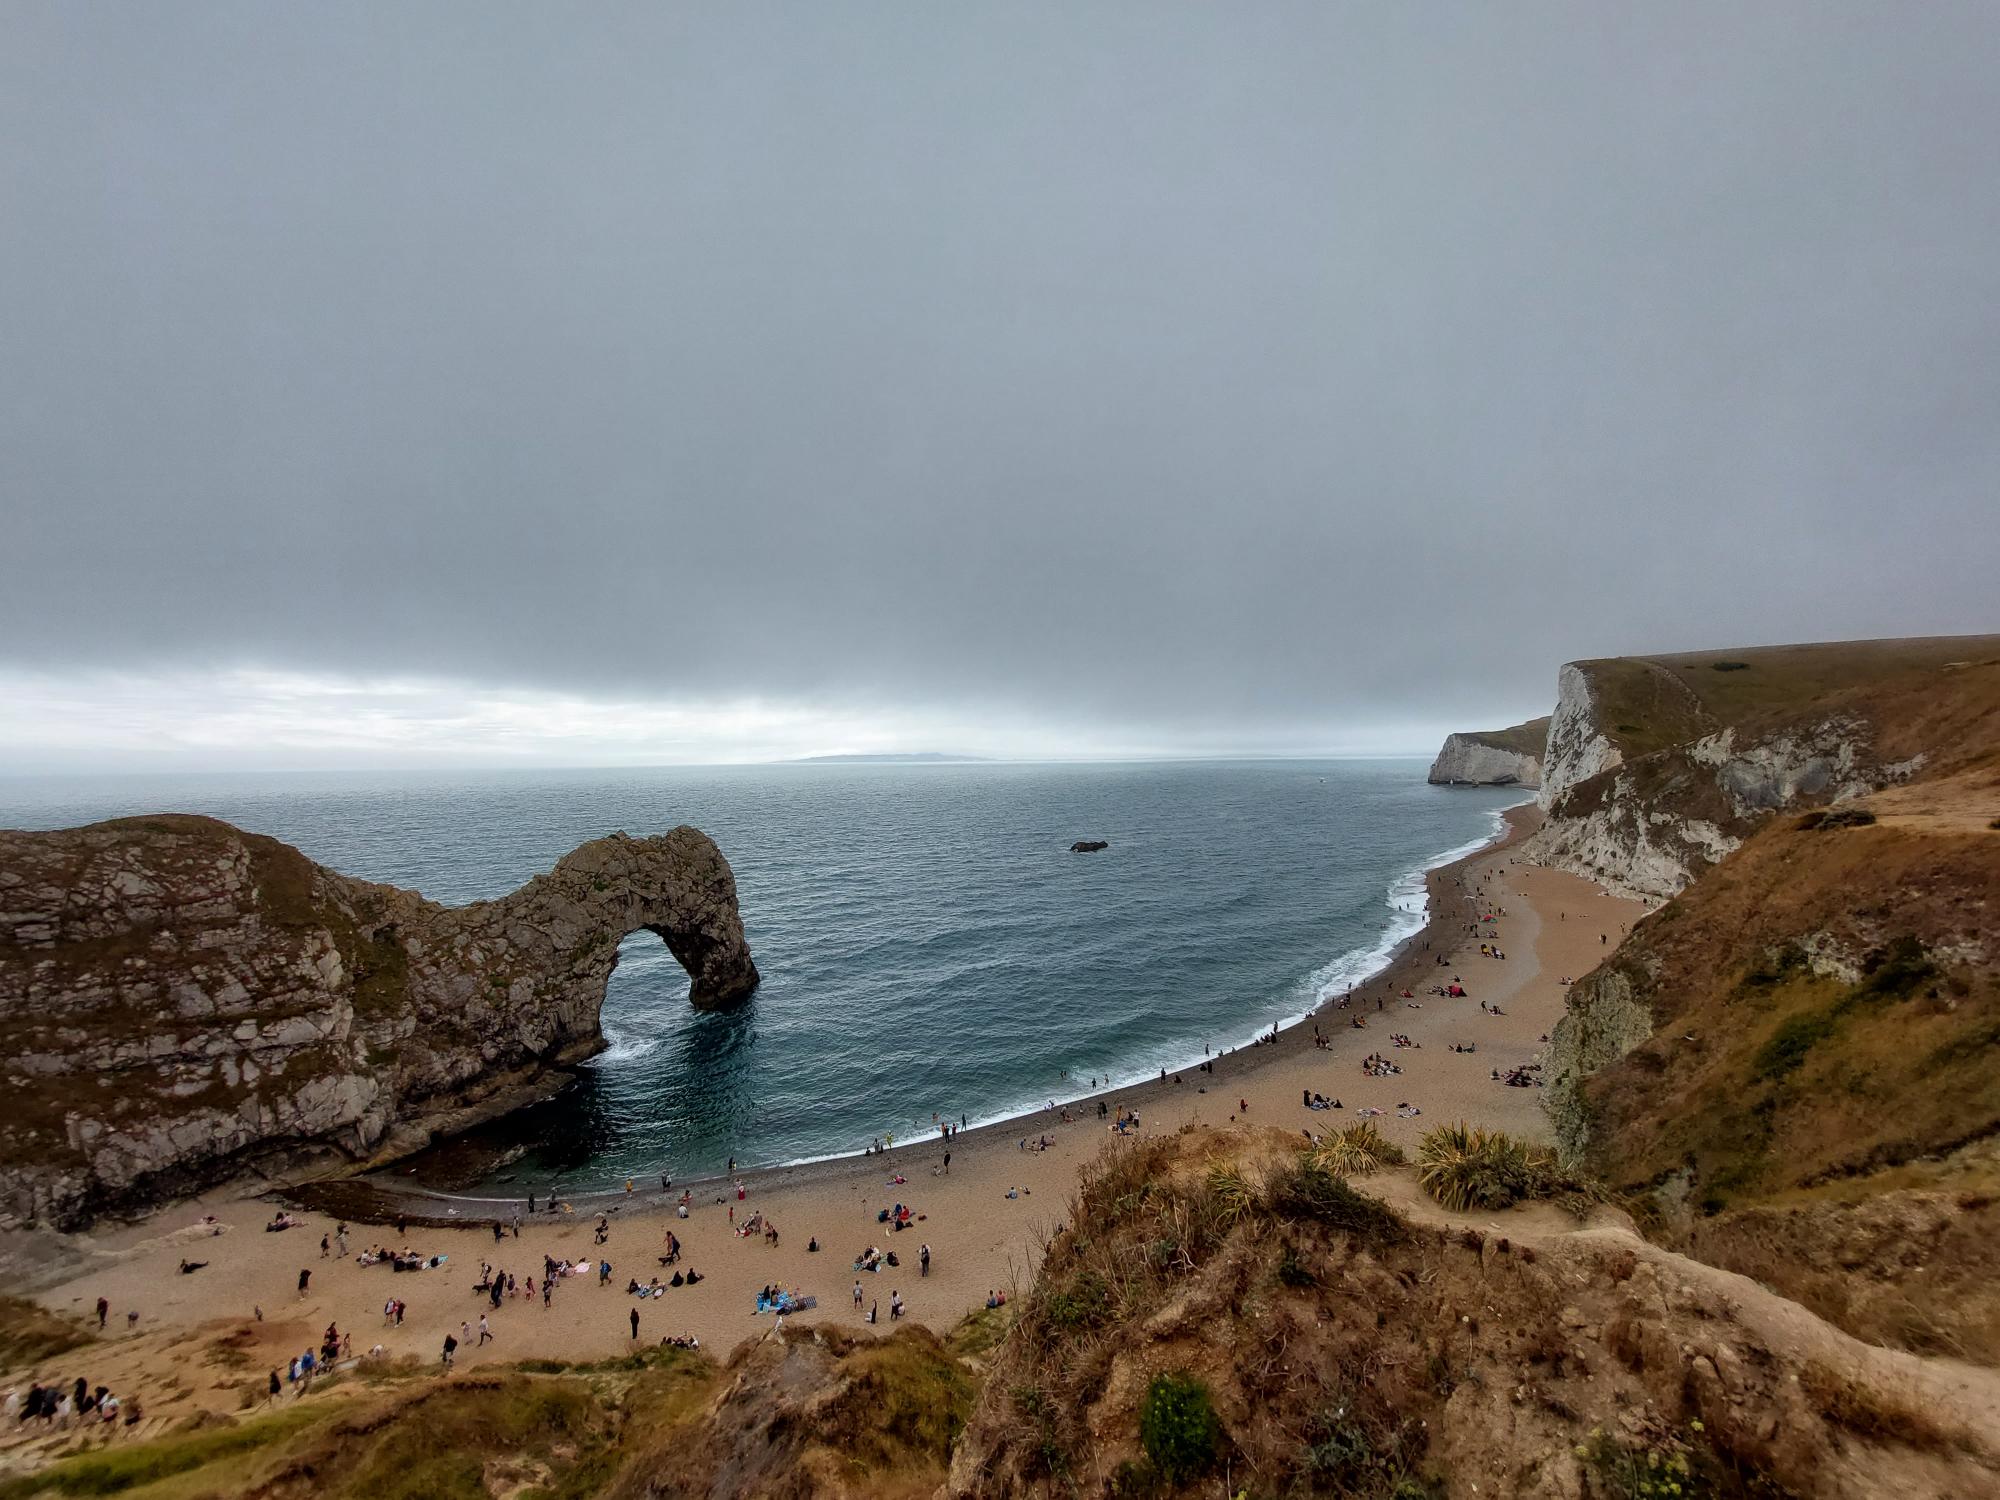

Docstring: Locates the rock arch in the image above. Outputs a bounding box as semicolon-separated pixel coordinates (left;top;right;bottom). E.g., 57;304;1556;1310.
0;815;759;1227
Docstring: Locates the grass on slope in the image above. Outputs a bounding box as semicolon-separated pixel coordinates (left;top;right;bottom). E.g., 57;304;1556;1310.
0;1349;721;1500
1576;634;2000;760
0;1298;91;1372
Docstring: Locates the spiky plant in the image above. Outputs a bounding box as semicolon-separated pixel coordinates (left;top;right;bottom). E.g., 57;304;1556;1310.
1205;1165;1256;1228
1416;1122;1560;1212
1312;1120;1405;1176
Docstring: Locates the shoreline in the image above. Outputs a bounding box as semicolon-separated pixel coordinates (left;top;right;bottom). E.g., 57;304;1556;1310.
15;799;1647;1409
297;797;1536;1227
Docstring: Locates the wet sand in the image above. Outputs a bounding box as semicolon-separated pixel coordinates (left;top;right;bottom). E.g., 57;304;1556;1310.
12;804;1646;1414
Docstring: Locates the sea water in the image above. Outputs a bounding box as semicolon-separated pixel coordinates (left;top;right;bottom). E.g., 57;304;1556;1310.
0;761;1522;1185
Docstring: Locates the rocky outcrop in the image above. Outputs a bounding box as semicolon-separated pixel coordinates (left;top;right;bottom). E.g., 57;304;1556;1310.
1543;960;1658;1162
1426;716;1548;787
1069;840;1109;853
0;815;759;1229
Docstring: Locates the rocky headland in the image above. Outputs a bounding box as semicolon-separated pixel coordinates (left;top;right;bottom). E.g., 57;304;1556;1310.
1425;714;1549;787
0;815;758;1230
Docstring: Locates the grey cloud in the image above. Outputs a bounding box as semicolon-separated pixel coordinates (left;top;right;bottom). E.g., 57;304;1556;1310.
3;2;1997;751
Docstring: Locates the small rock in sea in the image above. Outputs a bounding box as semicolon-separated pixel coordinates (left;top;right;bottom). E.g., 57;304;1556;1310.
1070;840;1110;853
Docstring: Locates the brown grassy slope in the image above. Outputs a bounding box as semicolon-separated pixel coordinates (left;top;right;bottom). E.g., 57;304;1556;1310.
1564;802;2000;1362
946;1128;2000;1500
1574;634;2000;762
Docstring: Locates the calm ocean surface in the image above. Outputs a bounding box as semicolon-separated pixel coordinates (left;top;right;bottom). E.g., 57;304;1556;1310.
0;762;1522;1186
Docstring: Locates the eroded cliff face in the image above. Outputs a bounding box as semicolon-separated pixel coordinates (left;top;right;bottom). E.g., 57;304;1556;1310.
1537;662;1624;810
0;815;759;1229
1527;679;1930;897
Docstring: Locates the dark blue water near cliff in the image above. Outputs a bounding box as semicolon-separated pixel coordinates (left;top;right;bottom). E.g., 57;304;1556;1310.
0;762;1521;1185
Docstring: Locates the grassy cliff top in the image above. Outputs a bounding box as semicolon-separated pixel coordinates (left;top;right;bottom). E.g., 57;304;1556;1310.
1457;715;1550;757
1574;633;2000;761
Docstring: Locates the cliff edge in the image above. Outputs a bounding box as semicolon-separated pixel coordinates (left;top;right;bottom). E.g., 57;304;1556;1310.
0;815;759;1229
1427;715;1549;787
1528;635;2000;896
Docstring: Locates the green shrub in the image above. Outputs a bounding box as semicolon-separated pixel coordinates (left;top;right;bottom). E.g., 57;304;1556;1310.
1138;1371;1220;1483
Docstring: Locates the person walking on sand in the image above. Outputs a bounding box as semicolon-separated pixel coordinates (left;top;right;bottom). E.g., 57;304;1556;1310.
95;1297;107;1330
629;1307;640;1341
297;1268;311;1298
441;1333;456;1371
854;1280;864;1309
942;1150;951;1175
478;1315;492;1346
920;1243;931;1278
267;1370;281;1404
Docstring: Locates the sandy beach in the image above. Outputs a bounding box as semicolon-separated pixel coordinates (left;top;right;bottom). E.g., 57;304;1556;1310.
7;805;1645;1427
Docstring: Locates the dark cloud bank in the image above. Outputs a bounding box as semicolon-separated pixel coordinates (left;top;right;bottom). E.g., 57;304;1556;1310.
3;3;1997;759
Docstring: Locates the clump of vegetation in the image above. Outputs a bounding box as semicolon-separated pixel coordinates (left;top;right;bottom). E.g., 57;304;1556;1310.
1312;1119;1405;1175
1205;1164;1257;1227
1711;660;1750;672
950;1300;1016;1360
0;1296;90;1370
1297;1395;1435;1497
1416;1123;1578;1213
1272;1154;1407;1239
1138;1371;1221;1484
1580;1424;1718;1498
1043;1269;1114;1331
1753;1008;1838;1079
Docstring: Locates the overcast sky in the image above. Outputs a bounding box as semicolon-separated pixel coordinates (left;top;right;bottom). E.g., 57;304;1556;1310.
4;3;1997;769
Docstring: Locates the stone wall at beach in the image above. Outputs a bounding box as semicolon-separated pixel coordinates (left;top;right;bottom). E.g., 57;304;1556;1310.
0;815;759;1230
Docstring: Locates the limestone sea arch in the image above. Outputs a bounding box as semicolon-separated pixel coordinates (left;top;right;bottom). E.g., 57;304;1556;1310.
0;814;759;1229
